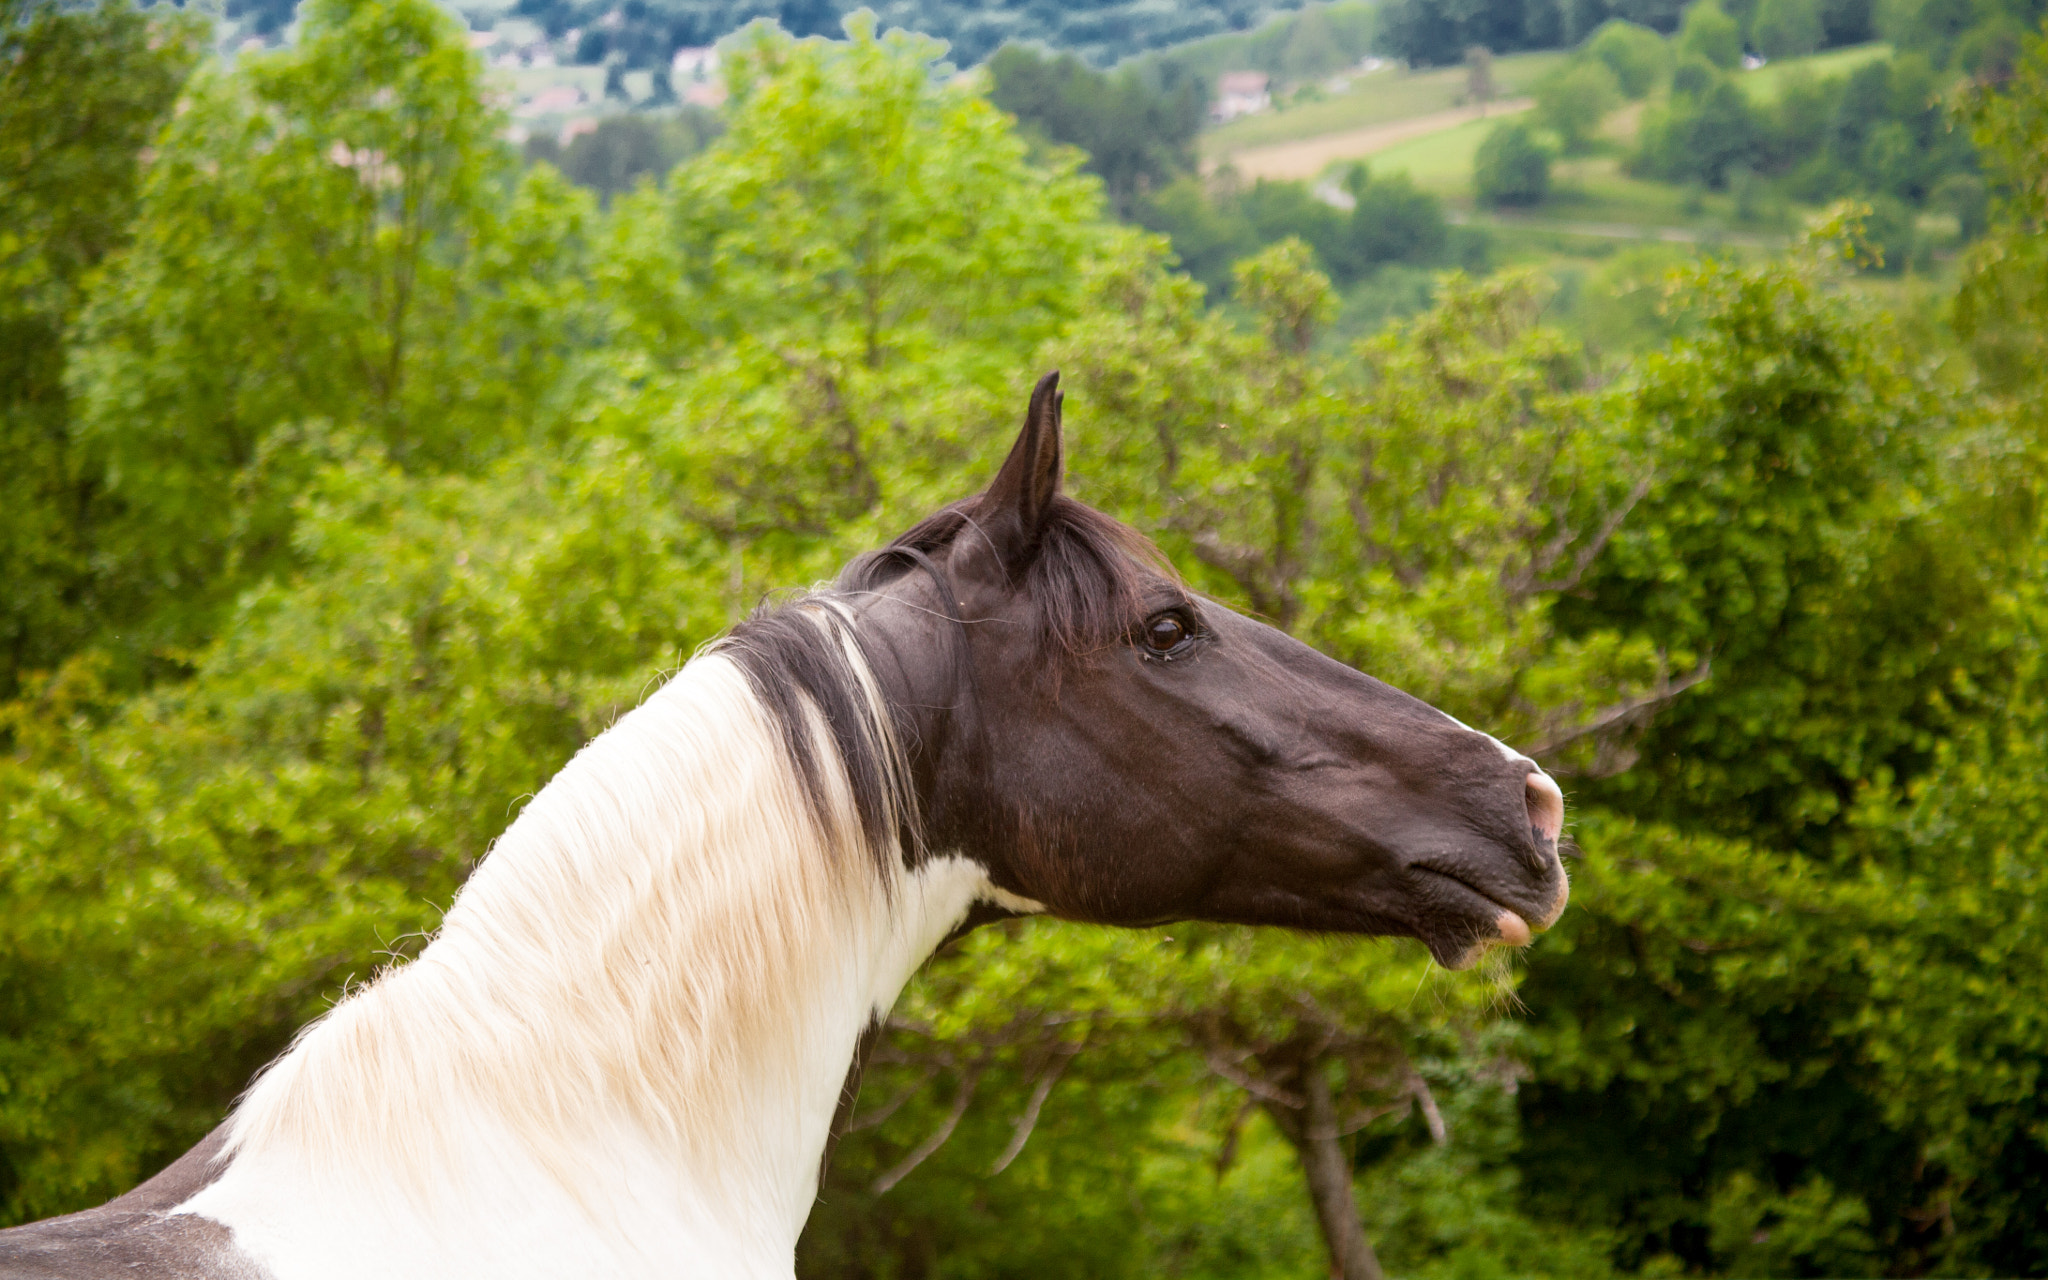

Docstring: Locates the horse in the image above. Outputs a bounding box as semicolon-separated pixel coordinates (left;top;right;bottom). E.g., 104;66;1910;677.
0;372;1568;1280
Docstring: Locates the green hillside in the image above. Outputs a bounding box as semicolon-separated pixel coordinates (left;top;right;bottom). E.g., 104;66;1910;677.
1202;50;1566;155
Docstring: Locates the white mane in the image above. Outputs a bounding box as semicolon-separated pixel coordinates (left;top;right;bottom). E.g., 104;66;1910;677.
178;610;1034;1280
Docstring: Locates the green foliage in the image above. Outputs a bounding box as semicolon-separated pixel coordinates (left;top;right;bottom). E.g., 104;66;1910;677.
1877;0;2048;69
1516;226;2032;1265
1678;0;1745;67
1567;230;2003;845
61;0;600;688
1585;18;1673;96
1349;0;1867;69
595;14;1116;552
1634;64;1765;185
1845;639;2048;1271
522;108;723;202
1340;165;1453;273
1956;15;2048;392
1632;46;1974;210
1752;0;1825;56
1536;57;1625;151
0;0;204;704
1137;166;1456;301
985;43;1203;219
1375;0;1691;67
1474;120;1552;206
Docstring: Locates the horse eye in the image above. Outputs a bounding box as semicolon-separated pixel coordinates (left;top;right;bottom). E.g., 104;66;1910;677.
1143;615;1189;654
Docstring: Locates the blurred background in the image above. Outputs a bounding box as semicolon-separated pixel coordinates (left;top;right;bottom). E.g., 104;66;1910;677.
4;0;2048;1274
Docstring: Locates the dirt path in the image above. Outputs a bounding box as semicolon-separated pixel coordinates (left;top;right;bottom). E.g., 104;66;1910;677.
1206;99;1534;181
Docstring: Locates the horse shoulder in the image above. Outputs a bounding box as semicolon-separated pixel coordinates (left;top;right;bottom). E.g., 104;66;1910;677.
0;1125;264;1279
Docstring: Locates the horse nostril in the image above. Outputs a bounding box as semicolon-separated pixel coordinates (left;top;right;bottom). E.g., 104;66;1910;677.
1526;770;1564;845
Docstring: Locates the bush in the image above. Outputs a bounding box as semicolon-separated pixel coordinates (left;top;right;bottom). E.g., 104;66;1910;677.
1762;66;1840;169
1585;19;1670;97
1537;57;1624;152
1634;70;1765;186
1670;52;1718;95
1336;165;1450;273
1474;120;1551;206
1238;177;1347;263
1677;0;1742;68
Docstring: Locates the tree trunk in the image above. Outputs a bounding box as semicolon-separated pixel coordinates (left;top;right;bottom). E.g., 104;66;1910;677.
1264;1055;1385;1280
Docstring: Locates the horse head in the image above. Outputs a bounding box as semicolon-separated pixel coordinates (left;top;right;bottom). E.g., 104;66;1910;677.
773;372;1568;969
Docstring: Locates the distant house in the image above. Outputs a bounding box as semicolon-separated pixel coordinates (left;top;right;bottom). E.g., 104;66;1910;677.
514;84;587;118
1212;71;1271;122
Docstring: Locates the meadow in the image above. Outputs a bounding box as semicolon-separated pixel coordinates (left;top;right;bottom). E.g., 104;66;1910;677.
1202;50;1565;155
1210;41;1895;229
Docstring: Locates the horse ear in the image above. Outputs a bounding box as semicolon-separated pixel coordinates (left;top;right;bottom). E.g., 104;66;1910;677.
981;370;1065;567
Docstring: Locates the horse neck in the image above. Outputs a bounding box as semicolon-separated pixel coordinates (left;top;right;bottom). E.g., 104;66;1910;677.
192;656;991;1278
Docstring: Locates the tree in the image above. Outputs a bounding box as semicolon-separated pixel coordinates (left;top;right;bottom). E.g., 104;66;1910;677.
1752;0;1824;58
64;0;600;685
1376;0;1553;67
1517;223;2034;1275
1465;43;1497;109
1562;227;1993;845
1474;120;1552;206
1336;165;1450;275
1585;18;1671;97
596;16;1117;546
984;44;1203;219
1634;69;1765;186
1677;0;1743;67
0;0;204;705
1537;57;1624;151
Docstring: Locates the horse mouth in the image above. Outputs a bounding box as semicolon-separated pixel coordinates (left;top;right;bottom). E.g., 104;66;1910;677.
1409;864;1548;970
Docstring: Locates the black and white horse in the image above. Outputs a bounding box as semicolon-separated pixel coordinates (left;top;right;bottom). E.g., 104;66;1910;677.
0;374;1567;1279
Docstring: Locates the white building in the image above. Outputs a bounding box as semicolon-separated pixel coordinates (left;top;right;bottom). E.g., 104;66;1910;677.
1212;71;1271;122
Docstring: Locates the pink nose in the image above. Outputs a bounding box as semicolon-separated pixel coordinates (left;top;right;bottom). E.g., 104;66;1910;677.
1526;770;1563;845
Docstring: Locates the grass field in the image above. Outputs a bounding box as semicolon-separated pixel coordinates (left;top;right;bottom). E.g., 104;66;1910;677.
1270;39;1932;351
1210;41;1898;242
1741;41;1891;100
1202;50;1567;156
1208;42;1898;187
1353;113;1499;190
